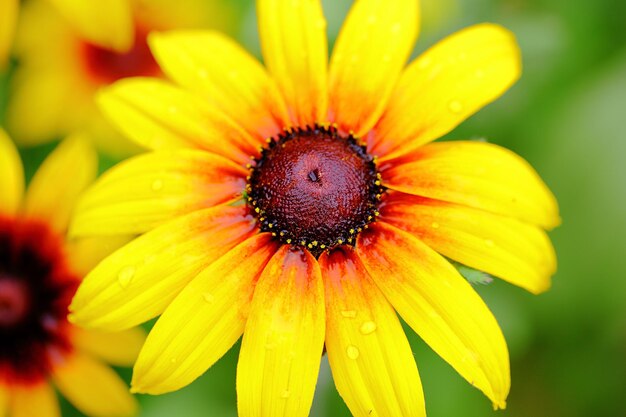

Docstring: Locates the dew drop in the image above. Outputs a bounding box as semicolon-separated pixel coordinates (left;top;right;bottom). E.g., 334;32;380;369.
346;345;360;360
151;179;163;191
280;390;291;399
360;321;377;335
202;292;214;303
117;266;136;288
431;222;440;229
340;310;357;318
448;100;463;113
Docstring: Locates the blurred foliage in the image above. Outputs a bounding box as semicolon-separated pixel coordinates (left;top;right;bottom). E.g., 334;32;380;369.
1;0;625;416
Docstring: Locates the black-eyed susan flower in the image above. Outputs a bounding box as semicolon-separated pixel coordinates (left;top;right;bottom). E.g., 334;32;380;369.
5;0;235;156
0;129;144;417
70;0;559;415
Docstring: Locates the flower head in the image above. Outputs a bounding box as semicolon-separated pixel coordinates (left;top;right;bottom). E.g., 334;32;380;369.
0;129;143;417
70;0;559;415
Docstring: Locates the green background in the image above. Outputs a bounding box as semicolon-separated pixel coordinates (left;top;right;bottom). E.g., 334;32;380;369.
2;0;625;416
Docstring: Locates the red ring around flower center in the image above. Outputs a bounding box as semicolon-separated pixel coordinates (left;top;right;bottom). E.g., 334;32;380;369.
246;125;384;256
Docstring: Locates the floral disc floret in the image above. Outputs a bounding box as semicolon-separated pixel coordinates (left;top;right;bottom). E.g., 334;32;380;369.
246;124;384;256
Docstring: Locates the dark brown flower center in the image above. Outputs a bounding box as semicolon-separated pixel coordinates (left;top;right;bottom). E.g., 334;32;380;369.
246;125;384;256
0;216;77;385
0;276;30;327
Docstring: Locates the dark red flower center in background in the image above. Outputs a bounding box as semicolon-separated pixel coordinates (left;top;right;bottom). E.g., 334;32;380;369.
247;125;384;257
0;216;78;385
80;26;160;85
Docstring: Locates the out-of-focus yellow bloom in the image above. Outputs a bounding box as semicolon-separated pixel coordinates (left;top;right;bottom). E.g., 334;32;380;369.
0;0;18;69
6;0;236;156
0;129;144;417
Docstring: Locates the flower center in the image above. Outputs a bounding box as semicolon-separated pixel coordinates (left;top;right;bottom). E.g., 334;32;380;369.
0;217;77;385
0;276;30;327
80;27;160;84
246;125;384;256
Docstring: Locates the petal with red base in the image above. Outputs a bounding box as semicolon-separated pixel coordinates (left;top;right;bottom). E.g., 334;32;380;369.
132;234;278;394
320;247;425;417
237;246;325;417
381;193;556;293
70;205;256;331
357;222;510;409
381;141;560;229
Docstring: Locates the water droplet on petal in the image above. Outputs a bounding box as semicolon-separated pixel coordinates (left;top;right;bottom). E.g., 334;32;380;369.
341;310;357;318
151;179;163;191
360;321;377;335
202;292;214;303
346;345;360;360
118;266;136;288
448;100;463;113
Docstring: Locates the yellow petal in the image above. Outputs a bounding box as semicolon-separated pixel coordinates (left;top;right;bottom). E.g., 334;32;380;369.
319;247;426;417
328;0;419;136
257;0;328;125
372;24;521;159
65;235;134;277
357;222;510;408
46;0;133;52
0;0;18;68
0;128;24;215
71;149;246;236
381;193;557;294
132;234;278;394
381;141;560;229
10;383;59;417
52;352;137;417
70;205;256;331
98;78;259;164
23;135;97;234
72;327;146;367
237;246;325;417
149;31;290;139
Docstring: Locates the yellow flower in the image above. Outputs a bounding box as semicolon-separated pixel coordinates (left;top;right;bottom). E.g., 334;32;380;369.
5;0;236;156
0;129;144;417
70;0;559;416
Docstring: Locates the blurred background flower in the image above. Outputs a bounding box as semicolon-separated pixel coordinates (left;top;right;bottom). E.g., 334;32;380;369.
0;0;624;416
4;0;238;156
